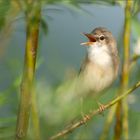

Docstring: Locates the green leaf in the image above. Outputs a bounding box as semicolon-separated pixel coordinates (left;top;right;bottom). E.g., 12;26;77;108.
132;17;140;36
0;0;11;30
40;18;48;34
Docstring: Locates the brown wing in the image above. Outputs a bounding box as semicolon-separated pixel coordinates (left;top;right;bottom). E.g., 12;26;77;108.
78;55;89;75
110;43;119;78
113;54;119;78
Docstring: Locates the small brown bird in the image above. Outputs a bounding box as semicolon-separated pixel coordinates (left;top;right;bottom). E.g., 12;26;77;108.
78;27;119;97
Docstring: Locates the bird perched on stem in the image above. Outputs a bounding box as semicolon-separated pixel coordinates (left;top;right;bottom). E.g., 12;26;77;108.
78;27;119;99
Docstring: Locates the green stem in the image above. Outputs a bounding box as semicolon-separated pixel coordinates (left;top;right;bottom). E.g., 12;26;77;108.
16;2;41;140
122;0;132;139
31;88;41;140
49;80;140;140
122;0;132;86
99;105;116;140
114;1;132;139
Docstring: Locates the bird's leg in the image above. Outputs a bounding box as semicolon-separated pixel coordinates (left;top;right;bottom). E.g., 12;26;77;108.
80;98;85;120
80;98;90;123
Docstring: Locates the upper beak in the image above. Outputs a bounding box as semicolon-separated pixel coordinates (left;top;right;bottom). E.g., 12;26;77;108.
80;33;96;46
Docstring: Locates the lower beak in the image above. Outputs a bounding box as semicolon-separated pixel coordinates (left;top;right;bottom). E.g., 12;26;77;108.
80;33;96;46
80;42;94;46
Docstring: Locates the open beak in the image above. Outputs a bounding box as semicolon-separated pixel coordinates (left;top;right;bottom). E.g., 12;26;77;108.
80;33;96;46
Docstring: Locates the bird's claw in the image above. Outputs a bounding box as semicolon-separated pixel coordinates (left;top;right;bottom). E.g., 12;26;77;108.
83;115;90;123
97;102;105;115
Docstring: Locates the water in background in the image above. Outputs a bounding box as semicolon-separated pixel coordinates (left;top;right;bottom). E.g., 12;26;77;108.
1;4;124;88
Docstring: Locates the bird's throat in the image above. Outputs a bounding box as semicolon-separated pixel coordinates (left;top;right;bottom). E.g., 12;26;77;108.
87;46;112;67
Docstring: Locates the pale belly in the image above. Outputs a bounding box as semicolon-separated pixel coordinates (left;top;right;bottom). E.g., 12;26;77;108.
80;63;114;93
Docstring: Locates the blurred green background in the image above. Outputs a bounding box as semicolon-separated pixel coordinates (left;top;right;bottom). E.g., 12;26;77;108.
0;0;140;140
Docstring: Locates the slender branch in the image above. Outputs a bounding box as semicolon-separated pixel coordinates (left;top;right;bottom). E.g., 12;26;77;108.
14;0;27;11
118;1;132;139
122;0;132;86
131;54;140;62
130;54;140;68
99;105;116;140
16;1;41;140
114;100;122;140
49;81;140;140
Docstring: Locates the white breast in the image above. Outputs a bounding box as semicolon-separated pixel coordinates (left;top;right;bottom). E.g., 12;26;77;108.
80;44;114;93
88;44;112;67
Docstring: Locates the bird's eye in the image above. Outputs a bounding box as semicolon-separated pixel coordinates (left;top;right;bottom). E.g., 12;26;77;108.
100;36;105;40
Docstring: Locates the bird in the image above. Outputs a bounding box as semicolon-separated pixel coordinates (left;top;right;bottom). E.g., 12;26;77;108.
77;27;119;99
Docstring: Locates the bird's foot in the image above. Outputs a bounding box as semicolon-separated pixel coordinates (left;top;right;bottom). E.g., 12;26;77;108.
82;114;90;124
97;102;105;115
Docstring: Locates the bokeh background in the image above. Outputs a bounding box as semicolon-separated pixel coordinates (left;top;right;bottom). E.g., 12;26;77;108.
0;0;140;140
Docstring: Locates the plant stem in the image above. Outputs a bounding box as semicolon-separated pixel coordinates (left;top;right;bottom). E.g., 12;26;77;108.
99;105;116;140
49;80;140;140
122;0;132;87
31;88;41;140
122;0;132;139
114;1;132;139
16;2;41;140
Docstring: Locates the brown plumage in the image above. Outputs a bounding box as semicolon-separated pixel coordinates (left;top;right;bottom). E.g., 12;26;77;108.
78;27;119;95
